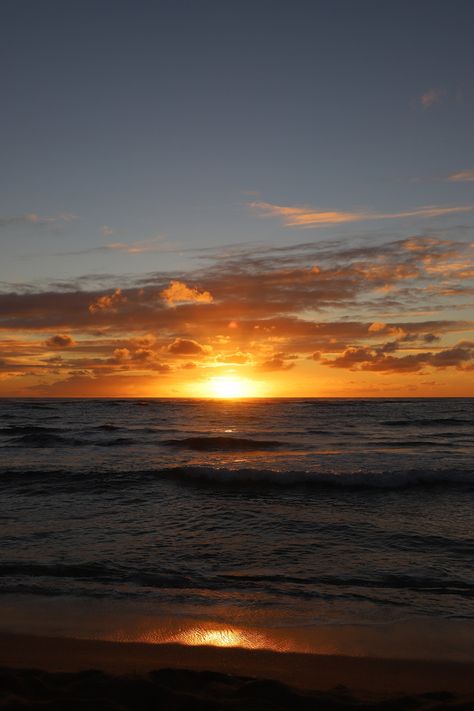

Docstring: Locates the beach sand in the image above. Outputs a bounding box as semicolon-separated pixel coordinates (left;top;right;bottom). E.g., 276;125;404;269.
0;632;473;709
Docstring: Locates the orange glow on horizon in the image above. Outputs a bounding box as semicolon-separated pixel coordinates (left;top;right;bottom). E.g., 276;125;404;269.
1;234;473;398
194;375;265;399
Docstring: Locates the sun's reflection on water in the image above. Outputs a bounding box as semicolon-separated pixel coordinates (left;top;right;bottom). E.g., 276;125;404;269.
136;623;294;651
171;628;251;648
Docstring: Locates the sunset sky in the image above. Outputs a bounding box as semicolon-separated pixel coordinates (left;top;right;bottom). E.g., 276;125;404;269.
1;0;474;397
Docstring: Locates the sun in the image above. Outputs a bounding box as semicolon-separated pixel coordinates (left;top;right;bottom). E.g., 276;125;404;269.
206;376;256;399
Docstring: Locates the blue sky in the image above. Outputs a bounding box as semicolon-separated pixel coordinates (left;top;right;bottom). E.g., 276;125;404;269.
1;0;474;284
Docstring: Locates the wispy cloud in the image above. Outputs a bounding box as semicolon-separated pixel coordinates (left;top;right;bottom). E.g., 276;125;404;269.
420;87;445;109
104;240;169;254
49;238;175;257
447;170;474;183
249;201;472;228
0;212;77;229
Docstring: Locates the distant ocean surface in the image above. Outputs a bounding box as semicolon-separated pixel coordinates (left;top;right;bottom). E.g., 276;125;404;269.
1;398;473;657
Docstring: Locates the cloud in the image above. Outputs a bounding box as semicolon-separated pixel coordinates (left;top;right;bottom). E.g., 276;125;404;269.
324;341;474;373
368;322;388;333
89;288;127;313
447;170;474;183
259;353;295;371
45;333;76;349
0;212;77;229
52;238;175;257
106;346;171;371
160;280;213;305
216;352;251;364
30;373;170;397
103;239;171;254
249;201;472;228
110;347;131;363
167;338;205;355
100;226;114;237
420;88;445;109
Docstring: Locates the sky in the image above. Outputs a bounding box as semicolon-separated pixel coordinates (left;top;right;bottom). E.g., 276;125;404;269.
1;0;474;397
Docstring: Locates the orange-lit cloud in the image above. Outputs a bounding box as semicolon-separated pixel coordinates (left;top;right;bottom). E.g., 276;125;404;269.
160;280;213;305
447;169;474;183
103;239;171;254
420;87;445;109
0;233;473;396
259;353;296;371
249;201;472;227
89;288;127;313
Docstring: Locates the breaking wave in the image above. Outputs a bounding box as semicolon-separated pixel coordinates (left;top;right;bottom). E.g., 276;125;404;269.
162;436;283;451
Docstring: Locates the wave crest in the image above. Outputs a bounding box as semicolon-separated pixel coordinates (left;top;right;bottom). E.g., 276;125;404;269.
162;436;283;451
156;465;474;489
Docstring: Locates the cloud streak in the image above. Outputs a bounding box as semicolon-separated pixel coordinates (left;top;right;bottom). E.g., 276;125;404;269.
0;212;77;229
249;201;472;228
447;170;474;183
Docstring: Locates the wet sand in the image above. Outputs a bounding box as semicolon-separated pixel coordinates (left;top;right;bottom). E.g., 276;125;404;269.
0;632;473;709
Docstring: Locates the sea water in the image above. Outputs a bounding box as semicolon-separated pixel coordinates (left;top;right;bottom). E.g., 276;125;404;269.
0;398;473;659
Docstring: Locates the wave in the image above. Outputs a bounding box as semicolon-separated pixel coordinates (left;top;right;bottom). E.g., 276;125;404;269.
4;433;75;448
2;425;62;435
0;561;471;600
162;436;283;451
0;561;112;580
382;418;472;427
1;465;473;491
16;403;58;410
154;465;474;489
3;433;138;448
0;561;206;592
96;437;136;447
218;570;474;594
5;431;99;447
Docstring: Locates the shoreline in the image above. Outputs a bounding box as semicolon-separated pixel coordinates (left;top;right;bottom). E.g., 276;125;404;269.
0;632;473;696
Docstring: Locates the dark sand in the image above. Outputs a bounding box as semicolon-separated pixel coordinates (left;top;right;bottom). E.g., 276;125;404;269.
0;632;473;709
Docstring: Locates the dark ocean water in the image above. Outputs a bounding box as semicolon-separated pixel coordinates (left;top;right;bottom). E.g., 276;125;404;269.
0;398;473;656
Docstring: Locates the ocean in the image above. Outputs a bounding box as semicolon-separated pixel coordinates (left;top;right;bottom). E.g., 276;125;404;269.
0;398;473;660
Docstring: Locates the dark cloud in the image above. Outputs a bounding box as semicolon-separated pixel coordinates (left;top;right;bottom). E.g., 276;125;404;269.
167;338;205;356
325;341;474;373
259;354;296;371
45;334;76;348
